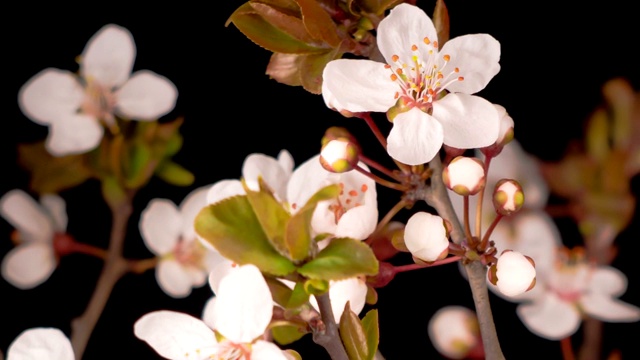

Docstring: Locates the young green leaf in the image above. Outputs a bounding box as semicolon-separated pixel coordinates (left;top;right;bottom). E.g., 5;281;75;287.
339;301;368;360
361;309;379;360
297;238;379;281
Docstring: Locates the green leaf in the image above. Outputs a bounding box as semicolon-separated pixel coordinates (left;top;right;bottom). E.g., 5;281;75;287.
284;349;303;360
299;44;346;94
265;276;294;306
195;195;296;276
296;0;341;46
303;278;329;295
271;324;308;345
361;309;379;360
287;281;311;308
123;143;154;188
17;142;93;194
356;0;403;15
154;161;194;187
101;176;127;207
250;2;317;44
339;302;368;360
297;238;379;281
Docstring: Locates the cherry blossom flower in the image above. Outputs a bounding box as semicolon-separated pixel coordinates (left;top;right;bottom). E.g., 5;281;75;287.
18;24;178;156
139;186;218;298
0;190;67;289
322;3;501;165
7;327;74;360
428;306;482;359
135;264;289;360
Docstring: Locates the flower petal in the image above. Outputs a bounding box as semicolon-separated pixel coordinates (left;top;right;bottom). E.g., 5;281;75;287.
439;34;501;94
81;24;135;88
334;203;378;240
328;277;368;322
179;186;209;241
376;3;437;65
46;113;104;156
277;149;295;178
206;179;245;205
387;107;443;165
428;306;479;360
434;93;499;149
322;59;397;113
404;212;449;262
0;189;53;243
208;255;237;295
581;294;640;322
287;155;332;212
156;259;196;298
252;340;288;360
115;70;178;120
134;310;217;359
40;194;67;232
2;243;56;289
516;294;581;340
212;264;272;343
7;328;74;360
202;297;217;329
18;69;84;126
243;153;290;201
139;199;182;255
587;266;628;296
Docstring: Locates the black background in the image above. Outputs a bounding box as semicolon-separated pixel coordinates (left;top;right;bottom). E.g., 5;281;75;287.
2;1;639;359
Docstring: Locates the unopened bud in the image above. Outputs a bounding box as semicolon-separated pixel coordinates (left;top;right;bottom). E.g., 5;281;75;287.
404;212;450;262
321;126;360;151
443;156;486;196
492;179;524;215
428;306;481;360
481;104;514;158
488;250;536;297
320;139;359;173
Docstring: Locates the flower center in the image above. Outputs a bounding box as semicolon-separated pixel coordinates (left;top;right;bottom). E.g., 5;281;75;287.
328;182;369;223
80;78;117;127
548;246;591;302
384;37;464;110
170;238;207;270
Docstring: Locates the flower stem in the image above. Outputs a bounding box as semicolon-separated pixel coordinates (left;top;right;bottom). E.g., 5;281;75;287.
393;256;461;273
312;293;349;360
358;112;387;149
70;194;133;360
355;164;407;191
561;336;576;360
359;153;403;182
371;199;408;237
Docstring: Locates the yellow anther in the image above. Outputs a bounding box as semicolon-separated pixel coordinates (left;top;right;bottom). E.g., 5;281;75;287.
424;37;431;44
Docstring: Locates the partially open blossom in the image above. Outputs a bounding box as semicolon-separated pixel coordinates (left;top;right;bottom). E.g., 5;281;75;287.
428;306;482;360
7;327;74;360
18;24;178;156
0;190;67;289
443;156;486;195
319;139;359;173
492;179;524;215
481;104;514;158
139;186;218;298
489;250;536;297
404;212;449;262
322;3;501;165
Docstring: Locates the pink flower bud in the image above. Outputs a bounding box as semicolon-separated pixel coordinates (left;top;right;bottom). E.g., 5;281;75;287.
404;212;449;262
488;250;536;297
492;179;524;215
319;139;360;173
442;156;486;196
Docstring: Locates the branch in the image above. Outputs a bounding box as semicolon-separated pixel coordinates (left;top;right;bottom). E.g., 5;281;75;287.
312;293;349;360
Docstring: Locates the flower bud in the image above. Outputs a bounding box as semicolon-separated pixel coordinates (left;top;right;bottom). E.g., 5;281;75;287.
442;156;486;196
319;139;359;173
492;179;524;215
481;104;514;158
428;306;481;359
404;212;449;262
321;126;359;150
488;250;536;297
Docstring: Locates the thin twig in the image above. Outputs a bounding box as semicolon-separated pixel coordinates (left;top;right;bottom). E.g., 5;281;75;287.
312;293;349;360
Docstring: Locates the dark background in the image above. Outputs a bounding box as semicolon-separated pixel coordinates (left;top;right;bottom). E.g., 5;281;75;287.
2;1;639;359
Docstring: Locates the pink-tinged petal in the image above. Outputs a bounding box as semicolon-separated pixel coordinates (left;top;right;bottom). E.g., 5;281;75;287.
18;69;83;126
277;149;295;178
334;204;378;240
404;212;449;262
2;243;56;289
156;259;195;298
40;194;67;232
206;179;244;205
439;34;501;94
434;93;499;149
115;70;178;120
0;189;53;244
7;328;74;360
243;153;290;201
516;294;581;340
208;256;237;295
81;24;135;88
287;155;332;212
376;3;437;64
179;186;209;241
252;340;289;360
46;113;103;156
387;108;443;165
322;59;397;113
139;199;182;255
587;266;628;296
581;294;640;322
212;264;272;343
134;310;217;359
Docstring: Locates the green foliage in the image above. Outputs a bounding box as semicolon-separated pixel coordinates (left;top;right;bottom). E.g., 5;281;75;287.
297;238;379;281
339;303;380;360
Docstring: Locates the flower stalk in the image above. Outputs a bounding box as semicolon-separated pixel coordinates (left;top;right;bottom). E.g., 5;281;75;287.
312;293;349;360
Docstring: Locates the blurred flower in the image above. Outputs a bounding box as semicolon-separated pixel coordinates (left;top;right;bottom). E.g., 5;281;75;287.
18;24;178;156
428;306;482;359
404;211;449;262
0;189;67;289
7;327;74;360
322;3;501;165
139;186;218;298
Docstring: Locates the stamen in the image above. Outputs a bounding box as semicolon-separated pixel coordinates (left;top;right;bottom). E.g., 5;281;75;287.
392;55;399;62
458;76;464;81
424;37;431;44
361;184;368;192
443;54;450;62
390;74;398;81
411;44;418;51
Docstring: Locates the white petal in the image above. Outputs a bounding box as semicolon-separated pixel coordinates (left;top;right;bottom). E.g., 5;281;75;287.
134;310;217;359
581;294;640;322
428;306;478;359
439;34;501;94
46;113;104;156
7;328;74;360
327;278;368;322
277;149;295;178
139;199;182;255
286;155;332;211
208;256;237;295
387;108;443;165
212;264;272;343
404;212;449;262
376;3;437;64
2;243;56;289
322;59;397;113
156;259;196;298
115;70;178;120
206;179;245;205
495;251;536;297
334;204;378;240
252;340;288;360
242;153;290;201
0;189;54;243
516;294;581;340
586;266;628;296
179;186;209;241
40;194;67;232
310;200;338;236
81;24;135;88
434;93;500;149
18;69;84;126
202;297;217;329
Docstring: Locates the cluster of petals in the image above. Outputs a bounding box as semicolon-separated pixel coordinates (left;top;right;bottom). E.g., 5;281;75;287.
0;190;67;289
139;186;219;298
321;3;501;165
404;211;449;262
18;24;178;156
6;327;74;360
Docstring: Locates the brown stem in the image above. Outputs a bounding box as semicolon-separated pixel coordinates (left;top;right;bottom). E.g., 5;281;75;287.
312;293;349;360
393;255;461;273
359;153;403;182
422;155;505;360
354;164;407;191
70;196;133;360
561;336;576;360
